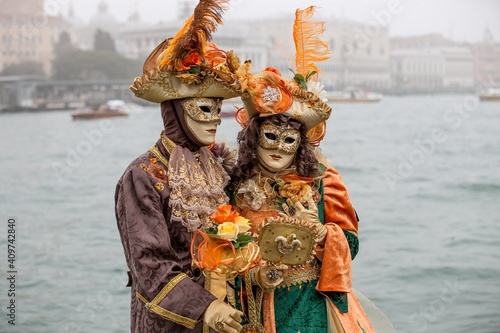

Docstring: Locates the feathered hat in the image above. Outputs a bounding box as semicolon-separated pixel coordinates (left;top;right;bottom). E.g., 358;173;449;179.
236;6;331;145
130;0;241;103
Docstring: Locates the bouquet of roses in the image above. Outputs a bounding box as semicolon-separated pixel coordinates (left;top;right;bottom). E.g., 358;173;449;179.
191;204;261;276
206;204;255;249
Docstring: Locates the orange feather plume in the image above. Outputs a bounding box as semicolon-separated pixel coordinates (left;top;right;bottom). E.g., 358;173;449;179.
159;0;229;69
293;6;330;80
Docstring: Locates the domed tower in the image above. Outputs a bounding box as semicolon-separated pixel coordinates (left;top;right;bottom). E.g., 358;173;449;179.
79;0;120;50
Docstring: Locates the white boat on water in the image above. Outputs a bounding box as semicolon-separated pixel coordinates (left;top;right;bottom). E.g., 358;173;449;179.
327;86;382;103
478;88;500;101
72;100;143;120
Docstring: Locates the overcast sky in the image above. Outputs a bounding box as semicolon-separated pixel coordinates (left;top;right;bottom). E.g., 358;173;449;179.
44;0;500;42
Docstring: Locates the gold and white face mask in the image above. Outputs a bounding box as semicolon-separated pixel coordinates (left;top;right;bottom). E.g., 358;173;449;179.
258;121;301;155
181;97;222;124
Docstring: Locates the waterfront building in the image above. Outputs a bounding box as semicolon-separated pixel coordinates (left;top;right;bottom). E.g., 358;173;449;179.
391;49;444;94
323;18;391;92
390;34;474;93
469;28;500;88
120;22;179;61
219;16;391;93
119;19;270;71
3;2;487;98
440;46;474;91
0;0;73;75
119;9;391;93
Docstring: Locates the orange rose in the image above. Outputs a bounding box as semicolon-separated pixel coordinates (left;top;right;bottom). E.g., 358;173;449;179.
210;204;240;224
278;181;312;203
177;49;202;71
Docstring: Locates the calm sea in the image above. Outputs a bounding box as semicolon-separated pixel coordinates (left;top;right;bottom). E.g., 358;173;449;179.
0;95;499;333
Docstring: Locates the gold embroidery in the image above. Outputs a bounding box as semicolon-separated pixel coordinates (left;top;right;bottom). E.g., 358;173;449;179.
258;122;301;155
155;182;165;192
226;278;236;308
194;75;216;97
181;97;222;123
136;273;198;329
204;270;211;292
285;81;332;119
279;261;320;289
203;273;211;333
160;131;177;155
149;146;170;168
152;273;188;304
158;71;184;99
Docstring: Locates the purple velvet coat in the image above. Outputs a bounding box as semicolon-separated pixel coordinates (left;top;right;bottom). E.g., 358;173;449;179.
115;148;218;333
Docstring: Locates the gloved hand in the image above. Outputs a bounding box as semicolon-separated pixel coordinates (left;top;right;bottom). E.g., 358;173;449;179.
290;197;320;224
252;264;288;291
280;197;327;244
202;300;243;333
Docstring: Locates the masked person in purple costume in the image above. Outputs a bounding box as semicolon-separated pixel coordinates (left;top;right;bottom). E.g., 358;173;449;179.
115;1;246;332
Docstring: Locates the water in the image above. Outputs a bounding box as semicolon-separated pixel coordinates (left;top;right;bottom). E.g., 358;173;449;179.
0;95;499;333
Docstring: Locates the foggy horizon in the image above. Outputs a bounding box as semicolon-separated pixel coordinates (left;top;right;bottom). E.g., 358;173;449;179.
35;0;500;43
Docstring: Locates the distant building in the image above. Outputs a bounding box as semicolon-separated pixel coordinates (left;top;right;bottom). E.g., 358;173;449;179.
326;19;391;92
119;19;270;71
0;0;73;75
119;11;392;93
77;0;120;50
215;22;270;72
391;49;444;93
64;3;86;49
120;22;178;61
390;34;454;50
221;16;391;93
440;46;474;91
469;28;500;88
390;34;474;93
1;0;43;16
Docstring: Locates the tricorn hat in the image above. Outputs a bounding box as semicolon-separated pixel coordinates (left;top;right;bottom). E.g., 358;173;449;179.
130;0;241;103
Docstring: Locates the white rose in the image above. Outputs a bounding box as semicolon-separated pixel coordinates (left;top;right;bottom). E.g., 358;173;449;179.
217;222;239;241
234;216;251;234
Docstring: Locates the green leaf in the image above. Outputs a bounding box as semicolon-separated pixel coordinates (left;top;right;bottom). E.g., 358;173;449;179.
205;227;218;235
189;66;201;74
237;234;254;242
235;234;254;248
294;73;305;82
293;73;307;90
305;70;317;81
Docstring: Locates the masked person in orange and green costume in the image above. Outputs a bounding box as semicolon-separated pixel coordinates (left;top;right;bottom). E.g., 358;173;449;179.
229;6;395;333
